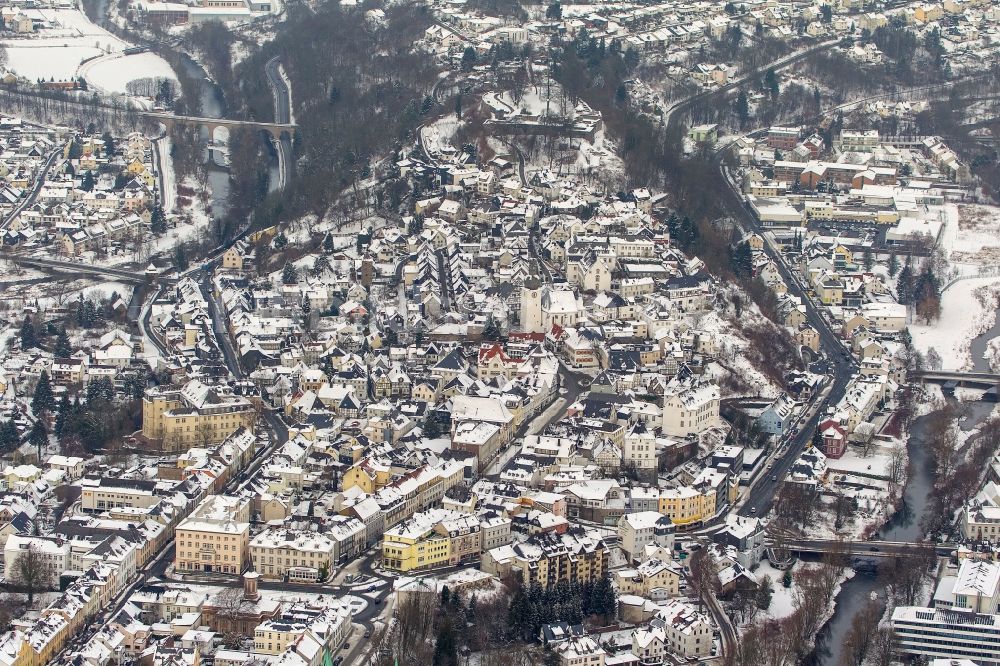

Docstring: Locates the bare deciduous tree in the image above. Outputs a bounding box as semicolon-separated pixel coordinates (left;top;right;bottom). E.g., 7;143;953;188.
841;599;881;666
11;544;50;604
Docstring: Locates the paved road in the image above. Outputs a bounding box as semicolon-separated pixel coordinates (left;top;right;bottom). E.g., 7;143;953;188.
482;362;590;478
2;147;61;229
718;158;857;517
777;537;951;558
201;270;245;379
9;254;155;283
662;39;839;134
265;56;293;191
527;225;552;282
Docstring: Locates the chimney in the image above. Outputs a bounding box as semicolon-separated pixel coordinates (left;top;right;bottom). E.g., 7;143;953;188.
243;571;260;601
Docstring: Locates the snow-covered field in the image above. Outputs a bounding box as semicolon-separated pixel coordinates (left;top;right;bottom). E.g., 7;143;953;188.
755;559;796;621
909;277;1000;371
420;115;460;159
2;8;123;81
82;51;178;95
2;7;175;95
947;204;1000;270
748;559;855;629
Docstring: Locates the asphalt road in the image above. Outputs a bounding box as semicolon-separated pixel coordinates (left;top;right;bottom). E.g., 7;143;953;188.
720;156;858;517
2;147;61;229
662;39;839;135
265;56;293;192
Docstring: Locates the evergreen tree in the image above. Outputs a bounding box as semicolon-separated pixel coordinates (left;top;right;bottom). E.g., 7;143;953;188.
545;0;561;19
460;47;476;73
666;212;679;238
734;90;750;126
432;619;458;666
594;574;616;620
101;132;116;159
467;595;477;623
86;377;114;404
81;170;95;192
863;248;874;271
896;261;914;305
54;395;71;436
29;420;47;460
0;420;17;451
32;371;55;416
20;315;36;349
55;328;71;357
482;318;501;341
282;262;299;285
764;67;779;99
731;241;754;277
888;252;899;277
322;233;334;254
174;246;189;271
273;232;288;250
150;205;167;235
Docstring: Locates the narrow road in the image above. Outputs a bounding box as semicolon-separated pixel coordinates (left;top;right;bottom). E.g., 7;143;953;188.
716;153;857;517
663;39;839;134
2;147;61;229
264;56;293;192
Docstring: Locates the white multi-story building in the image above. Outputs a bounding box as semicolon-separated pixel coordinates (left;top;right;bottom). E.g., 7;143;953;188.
552;636;606;666
632;600;713;661
250;528;338;582
893;560;1000;663
617;511;675;563
4;535;69;590
661;376;720;438
892;605;1000;664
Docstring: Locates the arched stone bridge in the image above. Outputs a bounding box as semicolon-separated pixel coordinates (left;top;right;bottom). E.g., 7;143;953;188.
141;111;296;141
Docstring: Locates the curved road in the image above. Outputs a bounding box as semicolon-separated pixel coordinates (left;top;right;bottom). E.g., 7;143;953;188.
265;56;293;192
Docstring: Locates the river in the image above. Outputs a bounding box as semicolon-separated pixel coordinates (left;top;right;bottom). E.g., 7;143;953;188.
87;0;285;217
808;309;1000;665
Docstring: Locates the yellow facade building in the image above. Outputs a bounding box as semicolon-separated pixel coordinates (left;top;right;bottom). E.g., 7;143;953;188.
174;495;250;575
142;380;255;452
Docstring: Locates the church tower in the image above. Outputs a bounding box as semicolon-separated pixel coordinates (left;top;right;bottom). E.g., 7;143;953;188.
520;277;544;333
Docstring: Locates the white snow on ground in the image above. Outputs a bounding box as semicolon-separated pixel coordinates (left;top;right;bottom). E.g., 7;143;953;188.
3;7;175;96
909;277;1000;371
155;134;177;214
755;560;796;621
420;115;460;158
5;45;100;82
83;52;177;95
749;560;855;628
2;8;124;81
945;204;1000;271
500;88;565;118
698;308;782;399
827;444;894;479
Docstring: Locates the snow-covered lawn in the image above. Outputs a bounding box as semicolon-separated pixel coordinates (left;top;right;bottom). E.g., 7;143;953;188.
5;44;101;82
3;8;175;95
83;51;177;95
826;442;896;480
749;559;855;627
908;277;1000;371
420;115;460;159
754;559;796;621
